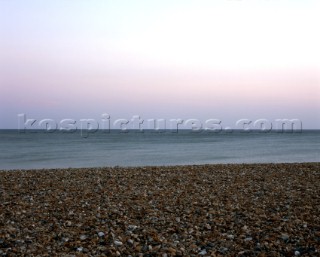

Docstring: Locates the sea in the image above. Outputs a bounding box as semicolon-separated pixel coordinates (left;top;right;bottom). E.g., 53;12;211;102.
0;129;319;170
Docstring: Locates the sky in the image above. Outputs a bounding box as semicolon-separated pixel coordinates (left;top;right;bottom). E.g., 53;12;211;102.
0;0;319;129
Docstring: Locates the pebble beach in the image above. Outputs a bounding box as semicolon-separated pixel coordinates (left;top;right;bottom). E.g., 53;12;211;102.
1;163;319;256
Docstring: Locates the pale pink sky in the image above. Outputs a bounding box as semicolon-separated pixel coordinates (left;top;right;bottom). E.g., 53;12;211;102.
0;0;319;128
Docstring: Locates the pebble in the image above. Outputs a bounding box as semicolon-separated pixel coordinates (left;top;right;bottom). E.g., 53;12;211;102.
127;225;138;231
80;235;87;240
281;234;289;241
219;247;229;254
227;234;235;239
98;232;105;237
168;247;176;254
0;163;319;256
199;249;207;255
114;240;123;246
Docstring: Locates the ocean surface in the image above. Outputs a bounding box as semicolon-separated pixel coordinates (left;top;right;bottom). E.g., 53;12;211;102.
0;130;319;170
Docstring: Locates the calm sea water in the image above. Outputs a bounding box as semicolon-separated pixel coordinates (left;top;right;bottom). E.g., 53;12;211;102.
0;130;319;170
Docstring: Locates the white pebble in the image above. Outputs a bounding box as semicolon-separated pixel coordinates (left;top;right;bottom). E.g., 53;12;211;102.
80;235;87;240
114;240;123;246
127;225;138;231
98;232;105;237
199;249;207;255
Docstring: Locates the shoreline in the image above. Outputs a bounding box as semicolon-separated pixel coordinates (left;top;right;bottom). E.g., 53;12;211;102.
1;163;320;256
1;161;320;172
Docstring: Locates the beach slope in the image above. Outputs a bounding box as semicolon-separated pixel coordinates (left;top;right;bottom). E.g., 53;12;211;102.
1;163;319;256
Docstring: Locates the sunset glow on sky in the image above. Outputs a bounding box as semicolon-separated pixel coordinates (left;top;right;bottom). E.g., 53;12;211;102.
1;0;319;128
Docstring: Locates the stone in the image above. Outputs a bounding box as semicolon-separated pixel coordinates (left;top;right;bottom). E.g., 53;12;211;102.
1;163;319;256
114;240;123;246
98;232;105;237
227;234;235;239
80;235;87;240
199;249;207;255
